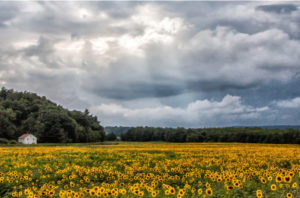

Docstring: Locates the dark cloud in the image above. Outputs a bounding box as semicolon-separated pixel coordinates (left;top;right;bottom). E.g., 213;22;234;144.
24;36;54;57
256;4;297;14
0;2;19;28
90;1;138;19
186;80;259;93
92;82;183;100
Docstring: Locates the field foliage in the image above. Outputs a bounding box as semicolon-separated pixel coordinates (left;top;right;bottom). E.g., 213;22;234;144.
0;143;299;198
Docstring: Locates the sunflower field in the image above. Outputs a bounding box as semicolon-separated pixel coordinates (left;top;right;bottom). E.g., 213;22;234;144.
0;143;299;198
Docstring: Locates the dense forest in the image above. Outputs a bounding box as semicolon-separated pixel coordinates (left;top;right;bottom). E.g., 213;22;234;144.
121;127;300;144
0;87;105;143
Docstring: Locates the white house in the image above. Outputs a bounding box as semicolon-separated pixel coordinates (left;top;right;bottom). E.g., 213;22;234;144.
18;134;37;144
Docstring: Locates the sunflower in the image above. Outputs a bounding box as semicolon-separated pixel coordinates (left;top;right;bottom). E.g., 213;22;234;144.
256;190;263;198
198;188;203;195
286;193;293;198
151;191;157;197
260;178;267;184
165;190;170;195
205;182;210;188
59;191;64;197
192;187;196;193
100;187;105;193
178;189;184;195
234;182;240;187
206;188;213;196
89;190;96;196
227;185;234;191
271;184;276;191
292;182;298;189
276;175;282;183
138;191;144;197
95;191;101;196
49;190;55;195
268;176;273;181
284;176;292;183
170;188;175;195
11;192;18;197
120;189;126;195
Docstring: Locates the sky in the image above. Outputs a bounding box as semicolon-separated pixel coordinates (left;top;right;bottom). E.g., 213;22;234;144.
0;1;300;127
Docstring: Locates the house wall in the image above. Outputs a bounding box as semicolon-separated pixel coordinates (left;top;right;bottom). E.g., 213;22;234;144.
19;135;37;144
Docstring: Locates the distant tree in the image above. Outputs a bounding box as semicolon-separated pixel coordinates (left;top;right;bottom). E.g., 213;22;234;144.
0;107;16;139
105;133;117;141
120;126;300;144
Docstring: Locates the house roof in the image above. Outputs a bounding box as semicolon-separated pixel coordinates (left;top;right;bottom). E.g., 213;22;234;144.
19;133;31;139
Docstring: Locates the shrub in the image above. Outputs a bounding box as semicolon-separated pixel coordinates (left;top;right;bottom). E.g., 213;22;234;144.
0;138;9;144
9;140;18;144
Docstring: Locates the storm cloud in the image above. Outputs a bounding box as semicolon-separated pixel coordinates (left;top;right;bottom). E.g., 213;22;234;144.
0;1;300;127
256;4;297;14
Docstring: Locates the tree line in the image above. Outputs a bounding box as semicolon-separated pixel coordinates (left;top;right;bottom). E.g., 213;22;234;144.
0;87;105;143
104;126;130;137
121;127;300;144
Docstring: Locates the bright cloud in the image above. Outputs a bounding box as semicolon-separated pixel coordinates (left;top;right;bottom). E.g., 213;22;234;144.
91;95;270;127
275;97;300;108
